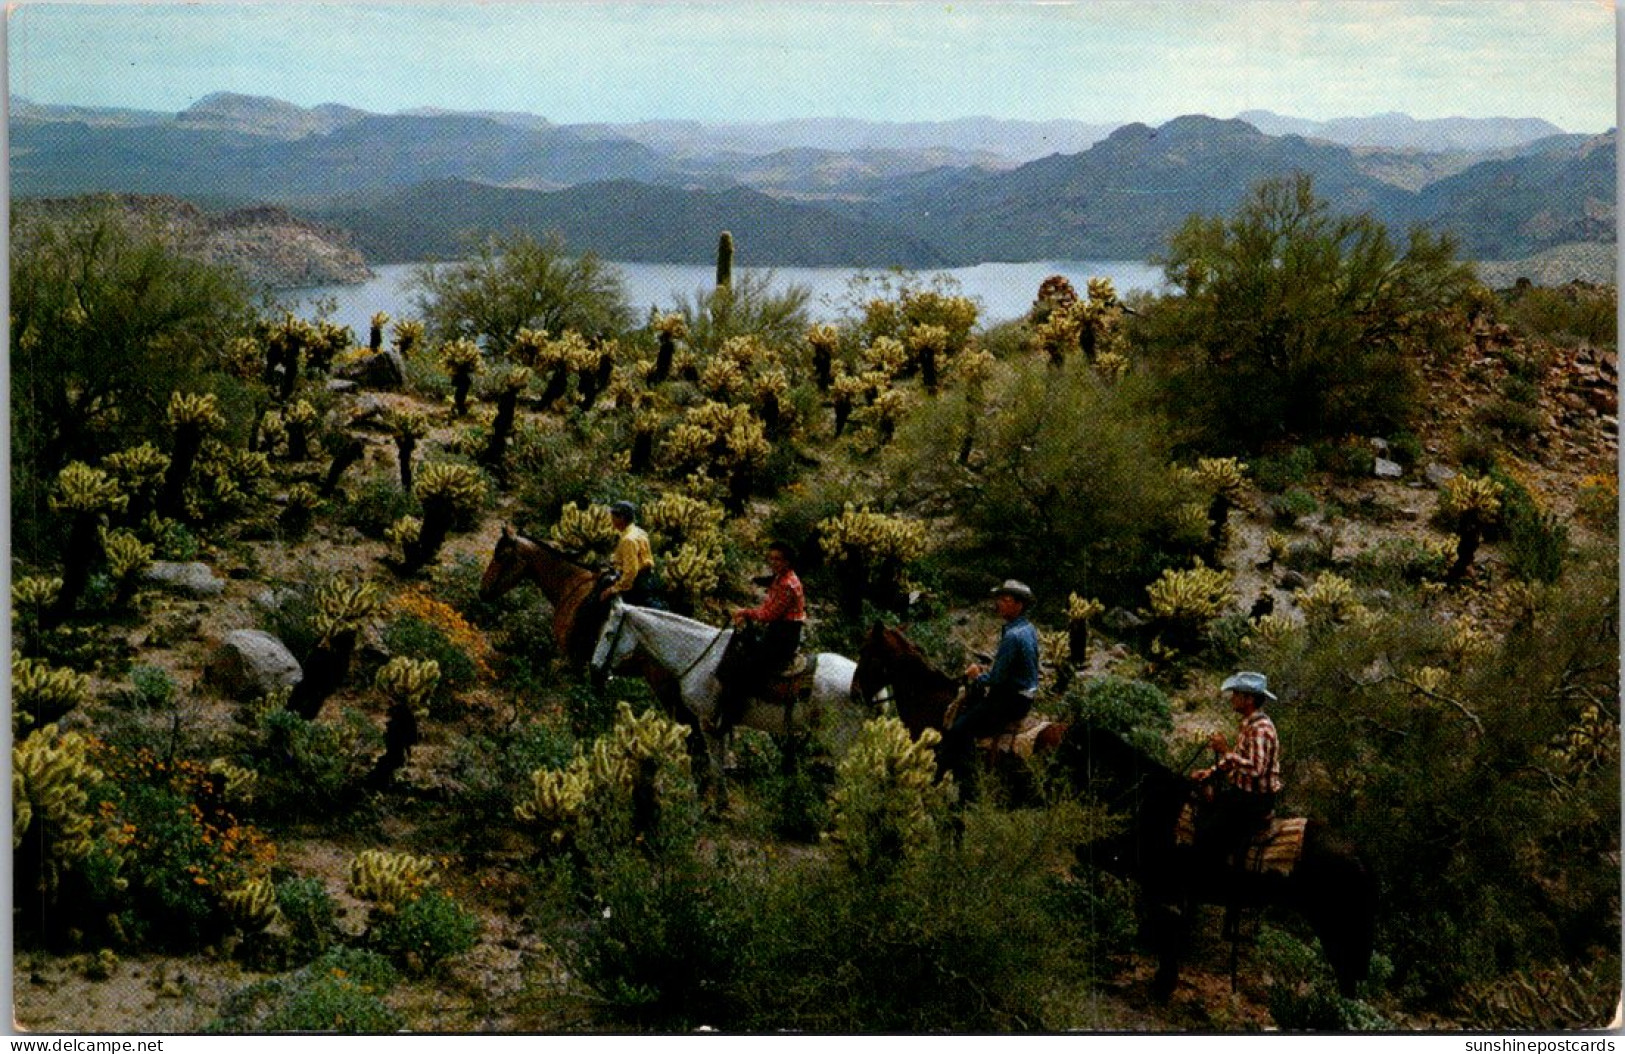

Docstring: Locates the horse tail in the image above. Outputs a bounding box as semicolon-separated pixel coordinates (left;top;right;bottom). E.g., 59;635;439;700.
1296;821;1377;997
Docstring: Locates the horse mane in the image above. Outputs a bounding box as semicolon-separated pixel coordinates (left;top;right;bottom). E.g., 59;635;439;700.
511;530;595;574
878;628;958;695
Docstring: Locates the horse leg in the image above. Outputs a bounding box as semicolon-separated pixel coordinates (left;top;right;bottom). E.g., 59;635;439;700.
1293;841;1377;997
1142;898;1190;1002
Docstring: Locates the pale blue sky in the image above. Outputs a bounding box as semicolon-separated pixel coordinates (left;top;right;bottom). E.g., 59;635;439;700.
7;1;1617;131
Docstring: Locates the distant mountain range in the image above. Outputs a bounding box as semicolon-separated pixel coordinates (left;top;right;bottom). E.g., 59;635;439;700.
10;92;1614;280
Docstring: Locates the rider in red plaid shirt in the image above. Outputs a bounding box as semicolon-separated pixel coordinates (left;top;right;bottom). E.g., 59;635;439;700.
1191;671;1281;869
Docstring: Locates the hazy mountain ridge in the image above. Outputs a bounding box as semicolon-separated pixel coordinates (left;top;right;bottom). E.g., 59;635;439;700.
10;95;1610;274
1236;109;1568;151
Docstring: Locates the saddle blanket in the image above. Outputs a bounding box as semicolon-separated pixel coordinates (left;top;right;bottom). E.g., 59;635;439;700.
1174;801;1308;877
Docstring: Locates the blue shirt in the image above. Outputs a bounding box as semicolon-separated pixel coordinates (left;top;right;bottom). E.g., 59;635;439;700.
976;615;1040;697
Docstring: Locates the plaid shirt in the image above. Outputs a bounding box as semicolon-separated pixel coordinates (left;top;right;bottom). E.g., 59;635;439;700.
741;569;806;623
1219;711;1282;794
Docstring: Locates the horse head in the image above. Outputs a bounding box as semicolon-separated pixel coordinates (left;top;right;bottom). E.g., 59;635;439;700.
479;524;528;602
853;622;900;709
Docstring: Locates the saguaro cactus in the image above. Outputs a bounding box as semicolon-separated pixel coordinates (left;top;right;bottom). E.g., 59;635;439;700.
715;231;734;290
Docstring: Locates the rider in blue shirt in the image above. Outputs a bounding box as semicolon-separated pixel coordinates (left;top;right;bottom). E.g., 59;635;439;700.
939;579;1040;801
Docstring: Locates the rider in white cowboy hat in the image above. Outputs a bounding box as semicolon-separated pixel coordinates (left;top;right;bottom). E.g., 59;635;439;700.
938;579;1041;800
1191;671;1283;868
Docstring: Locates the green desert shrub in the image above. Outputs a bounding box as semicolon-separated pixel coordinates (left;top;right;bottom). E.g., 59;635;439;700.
368;888;482;976
1052;676;1174;761
211;948;402;1033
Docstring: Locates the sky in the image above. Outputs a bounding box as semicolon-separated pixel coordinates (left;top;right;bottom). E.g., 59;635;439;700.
6;1;1618;132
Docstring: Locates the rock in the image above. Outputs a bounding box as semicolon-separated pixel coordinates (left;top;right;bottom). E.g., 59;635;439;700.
337;349;407;391
252;587;301;615
143;561;226;598
1101;607;1146;633
1277;570;1309;591
1373;457;1403;479
325;378;359;394
351;394;391;424
1368;436;1390;454
1424;463;1458;487
207;629;302;699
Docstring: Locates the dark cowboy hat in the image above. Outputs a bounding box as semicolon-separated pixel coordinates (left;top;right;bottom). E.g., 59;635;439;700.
609;500;637;521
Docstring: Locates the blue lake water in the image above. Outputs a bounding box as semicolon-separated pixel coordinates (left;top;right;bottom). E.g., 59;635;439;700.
287;259;1165;337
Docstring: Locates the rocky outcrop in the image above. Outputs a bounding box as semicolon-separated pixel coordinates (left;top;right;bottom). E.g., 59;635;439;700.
11;194;372;290
206;629;303;699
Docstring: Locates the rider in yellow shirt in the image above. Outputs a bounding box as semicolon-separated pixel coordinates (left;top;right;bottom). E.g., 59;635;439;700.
600;501;655;606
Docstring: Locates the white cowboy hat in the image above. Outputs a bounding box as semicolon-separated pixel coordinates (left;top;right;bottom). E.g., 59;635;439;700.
1221;671;1277;702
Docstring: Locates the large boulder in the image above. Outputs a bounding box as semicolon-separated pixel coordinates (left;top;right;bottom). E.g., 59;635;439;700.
207;629;303;699
143;561;226;598
337;349;407;391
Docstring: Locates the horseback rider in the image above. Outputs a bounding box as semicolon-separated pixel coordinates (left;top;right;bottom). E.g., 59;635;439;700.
938;579;1040;800
599;500;657;607
1190;671;1282;869
712;541;806;734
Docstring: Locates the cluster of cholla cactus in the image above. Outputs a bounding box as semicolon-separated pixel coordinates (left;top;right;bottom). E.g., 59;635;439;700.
1549;704;1619;775
1067;593;1105;667
14;724;113;895
184;441;273;525
827;716;952;875
818;505;927;617
1294;572;1372;633
645;490;729;614
223;875;280;933
1437;474;1505;583
103;442;169;525
549;502;619;561
1029;276;1125;370
348;849;438;914
12;576;62;653
660;401;771;510
288;576;386;720
98;527;155;607
516;703;694;850
208;759;260;805
393;462;487;572
527;330;600;408
12;655;92;733
437;338;484;417
1144;559;1236;655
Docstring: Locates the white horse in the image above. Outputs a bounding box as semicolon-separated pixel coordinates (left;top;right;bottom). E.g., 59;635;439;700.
589;600;863;793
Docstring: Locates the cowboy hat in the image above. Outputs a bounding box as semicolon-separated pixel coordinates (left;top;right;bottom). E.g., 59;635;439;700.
989;580;1035;605
1221;671;1277;702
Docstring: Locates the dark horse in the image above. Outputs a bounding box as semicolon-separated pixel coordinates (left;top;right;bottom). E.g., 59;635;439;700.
1054;722;1376;1001
853;623;1067;790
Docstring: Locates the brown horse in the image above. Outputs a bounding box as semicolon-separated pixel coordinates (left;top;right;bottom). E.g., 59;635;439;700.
853;623;1068;777
479;524;697;746
479;524;606;666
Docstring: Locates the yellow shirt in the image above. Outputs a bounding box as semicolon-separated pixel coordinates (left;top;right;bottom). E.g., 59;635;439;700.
608;524;654;594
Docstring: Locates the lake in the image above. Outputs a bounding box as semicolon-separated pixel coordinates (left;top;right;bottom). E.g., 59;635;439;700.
287;259;1165;337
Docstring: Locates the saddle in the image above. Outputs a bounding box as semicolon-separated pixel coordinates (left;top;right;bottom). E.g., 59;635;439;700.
1174;800;1308;877
942;694;1065;760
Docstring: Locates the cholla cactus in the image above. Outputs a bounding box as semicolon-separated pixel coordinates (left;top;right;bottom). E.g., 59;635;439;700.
906;324;948;392
830;371;866;436
404;462;488;571
158;393;224;521
1407;666;1452;696
1438;473;1505;583
375;657;442;720
224;875;280;933
515;757;593;845
13;576;63;630
863;336;909;378
649;313;688;383
13;656;92;733
1031;275;1079;323
1264;531;1290;567
662;540;725;614
827;717;952;873
481;365;534;473
1444;618;1493;667
518;704;694;847
103;443;170;515
806;323;839;390
279;482;321;539
392;319;426;357
385;409;430;492
311;576;386;645
1032;305;1082;367
437;338;484;416
901;290;978;352
348;849;437;912
168;391;225;431
1039;628;1074;693
1144;560;1236;654
1093;350;1131;382
699;355;748;401
550;503;618;559
368;311;392;351
208;759;260;805
857;388;909;442
1196;457;1248;499
819;504;927;617
99;527;154;605
1294;572;1367;631
282;400;318;461
14;724;109;892
52;462;128;518
510;327;550;368
386;516;423;557
1245;613;1298;647
1067;593;1104;666
643;492;725;549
